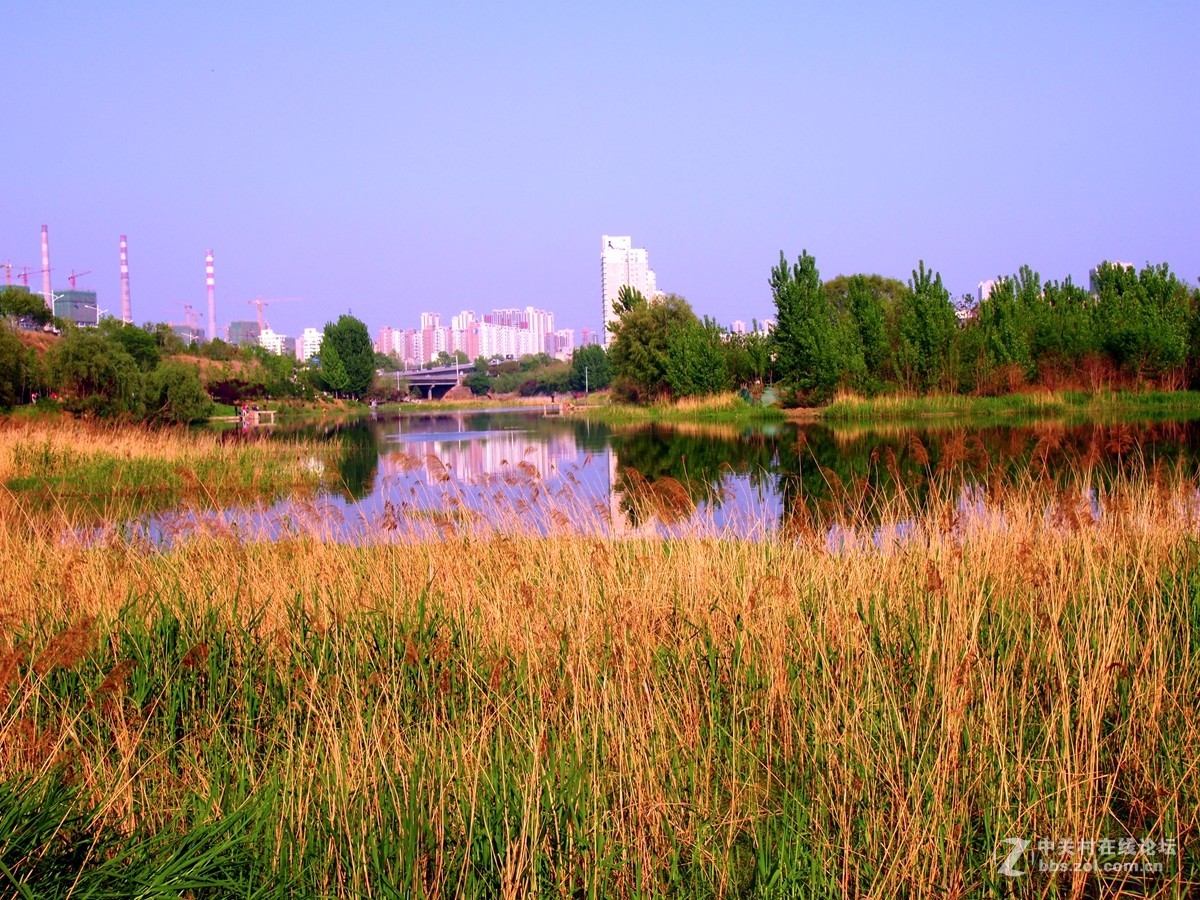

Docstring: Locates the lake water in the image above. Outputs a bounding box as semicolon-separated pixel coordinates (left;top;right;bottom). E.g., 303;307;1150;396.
122;410;1200;545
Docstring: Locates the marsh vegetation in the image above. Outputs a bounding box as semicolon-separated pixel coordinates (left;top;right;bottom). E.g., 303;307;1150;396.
0;414;1197;897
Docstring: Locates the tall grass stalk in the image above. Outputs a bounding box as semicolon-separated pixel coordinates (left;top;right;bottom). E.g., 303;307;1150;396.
0;463;1196;896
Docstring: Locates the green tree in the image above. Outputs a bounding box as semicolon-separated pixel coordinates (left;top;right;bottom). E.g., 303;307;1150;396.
844;276;888;385
98;321;161;371
895;261;958;392
569;344;612;392
665;317;729;397
48;330;144;418
608;293;699;400
149;323;187;355
0;323;33;409
321;315;374;398
319;341;351;395
1093;262;1190;379
0;287;53;326
143;362;213;424
1039;277;1096;366
464;370;492;395
770;251;861;402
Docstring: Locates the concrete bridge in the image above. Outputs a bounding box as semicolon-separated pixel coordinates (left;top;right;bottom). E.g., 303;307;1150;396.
387;364;465;398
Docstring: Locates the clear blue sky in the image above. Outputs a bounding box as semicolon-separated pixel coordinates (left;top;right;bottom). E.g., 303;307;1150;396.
3;1;1197;340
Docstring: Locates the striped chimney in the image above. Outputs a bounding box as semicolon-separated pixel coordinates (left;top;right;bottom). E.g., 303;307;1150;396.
40;225;52;311
205;249;215;343
119;235;133;324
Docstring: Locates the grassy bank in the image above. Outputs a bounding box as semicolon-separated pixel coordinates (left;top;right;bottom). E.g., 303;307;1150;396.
578;393;787;425
820;389;1200;423
0;469;1196;896
0;418;328;522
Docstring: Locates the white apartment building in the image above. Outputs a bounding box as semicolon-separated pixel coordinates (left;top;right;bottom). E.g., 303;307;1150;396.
552;328;575;360
477;321;540;360
258;327;287;355
977;279;998;305
297;327;324;361
601;235;657;346
525;307;555;354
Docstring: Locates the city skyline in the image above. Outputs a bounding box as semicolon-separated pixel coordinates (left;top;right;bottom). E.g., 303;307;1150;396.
2;3;1196;339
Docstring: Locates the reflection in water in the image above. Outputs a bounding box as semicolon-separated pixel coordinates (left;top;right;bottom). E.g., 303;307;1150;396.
90;411;1200;545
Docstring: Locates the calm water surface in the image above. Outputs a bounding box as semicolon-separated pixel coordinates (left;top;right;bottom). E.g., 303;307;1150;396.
130;410;1200;544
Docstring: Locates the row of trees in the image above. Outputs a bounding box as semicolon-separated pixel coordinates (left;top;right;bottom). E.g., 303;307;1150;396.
0;319;214;423
607;286;772;401
605;255;1200;404
772;252;1199;402
0;288;382;417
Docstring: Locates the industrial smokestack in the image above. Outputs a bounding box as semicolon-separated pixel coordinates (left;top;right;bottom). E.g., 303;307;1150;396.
40;225;52;311
119;235;132;324
205;249;215;343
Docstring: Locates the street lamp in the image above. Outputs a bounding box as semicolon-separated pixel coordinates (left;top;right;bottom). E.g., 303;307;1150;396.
584;365;589;396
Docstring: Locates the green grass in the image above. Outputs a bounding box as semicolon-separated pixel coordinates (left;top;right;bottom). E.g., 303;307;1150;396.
1;422;326;522
820;389;1200;423
2;526;1195;897
578;394;786;425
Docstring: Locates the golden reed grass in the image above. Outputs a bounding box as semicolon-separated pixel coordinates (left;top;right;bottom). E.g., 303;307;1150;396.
0;462;1196;896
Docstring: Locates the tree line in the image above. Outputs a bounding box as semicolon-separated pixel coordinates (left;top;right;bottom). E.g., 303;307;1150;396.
0;289;382;420
606;255;1200;404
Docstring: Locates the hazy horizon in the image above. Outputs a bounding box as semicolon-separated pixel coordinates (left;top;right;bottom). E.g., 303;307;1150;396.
4;2;1197;340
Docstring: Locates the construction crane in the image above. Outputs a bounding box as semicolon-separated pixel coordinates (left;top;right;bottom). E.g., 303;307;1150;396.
243;295;301;332
174;302;201;333
67;269;92;290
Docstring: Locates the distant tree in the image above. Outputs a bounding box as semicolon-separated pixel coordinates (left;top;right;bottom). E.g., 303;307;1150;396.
770;251;861;402
0;323;33;409
321;315;374;398
143;362;213;424
201;337;239;361
150;323;187;355
612;285;647;320
1039;276;1096;366
48;329;143;418
569;343;612;392
609;293;699;400
0;287;53;325
665;317;730;397
374;352;401;372
464;370;492;395
1093;262;1190;380
318;341;351;395
843;276;889;386
98;321;161;371
895;261;958;392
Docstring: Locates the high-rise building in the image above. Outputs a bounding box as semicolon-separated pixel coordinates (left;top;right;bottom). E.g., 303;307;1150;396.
298;327;324;361
524;307;555;354
977;279;997;305
53;290;99;326
600;235;657;346
228;320;260;346
552;328;575;360
258;328;287;355
730;320;747;334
